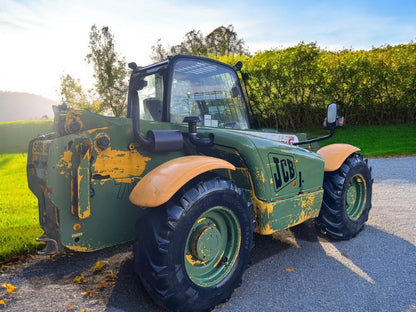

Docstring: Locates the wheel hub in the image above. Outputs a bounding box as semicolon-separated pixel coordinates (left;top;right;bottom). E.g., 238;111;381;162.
346;174;366;220
184;206;241;287
192;225;221;262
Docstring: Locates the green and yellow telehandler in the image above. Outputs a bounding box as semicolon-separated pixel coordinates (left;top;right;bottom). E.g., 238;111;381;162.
27;55;372;312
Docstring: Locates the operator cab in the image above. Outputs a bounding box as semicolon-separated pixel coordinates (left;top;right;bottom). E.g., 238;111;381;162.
129;55;251;130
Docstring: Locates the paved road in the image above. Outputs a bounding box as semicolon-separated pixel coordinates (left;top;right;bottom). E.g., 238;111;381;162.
1;156;415;312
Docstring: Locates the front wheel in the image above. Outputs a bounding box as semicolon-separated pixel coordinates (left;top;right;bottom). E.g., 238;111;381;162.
316;153;373;240
134;176;254;312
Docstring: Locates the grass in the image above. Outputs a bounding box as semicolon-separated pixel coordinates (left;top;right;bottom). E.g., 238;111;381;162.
0;153;43;262
0;120;53;153
303;123;416;157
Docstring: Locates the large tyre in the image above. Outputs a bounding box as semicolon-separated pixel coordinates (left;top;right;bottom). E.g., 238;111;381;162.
316;153;373;240
134;176;254;312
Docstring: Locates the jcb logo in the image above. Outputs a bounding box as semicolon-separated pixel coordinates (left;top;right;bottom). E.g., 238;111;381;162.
269;154;297;191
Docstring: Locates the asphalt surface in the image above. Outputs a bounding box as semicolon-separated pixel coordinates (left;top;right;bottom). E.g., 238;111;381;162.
1;156;415;312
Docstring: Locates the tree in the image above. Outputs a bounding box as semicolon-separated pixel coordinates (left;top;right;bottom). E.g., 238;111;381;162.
171;29;207;56
59;74;100;113
150;38;169;63
205;25;246;56
86;25;128;117
150;24;247;62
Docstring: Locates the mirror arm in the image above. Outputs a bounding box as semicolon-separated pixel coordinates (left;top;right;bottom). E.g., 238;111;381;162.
293;126;335;146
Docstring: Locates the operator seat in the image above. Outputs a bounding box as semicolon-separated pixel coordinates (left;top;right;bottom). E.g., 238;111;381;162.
143;98;163;121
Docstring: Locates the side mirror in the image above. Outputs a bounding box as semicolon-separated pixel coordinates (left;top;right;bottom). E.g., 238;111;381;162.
327;103;337;124
295;103;343;146
324;103;344;130
295;103;344;146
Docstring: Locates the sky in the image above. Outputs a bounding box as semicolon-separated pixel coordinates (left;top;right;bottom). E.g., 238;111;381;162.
1;0;416;101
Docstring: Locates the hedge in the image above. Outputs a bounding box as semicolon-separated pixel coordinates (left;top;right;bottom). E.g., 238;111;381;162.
217;42;416;130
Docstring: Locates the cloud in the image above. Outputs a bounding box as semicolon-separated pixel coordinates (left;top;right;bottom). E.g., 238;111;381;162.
0;0;415;99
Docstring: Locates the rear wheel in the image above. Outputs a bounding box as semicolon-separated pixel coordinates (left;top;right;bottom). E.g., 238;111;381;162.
316;153;373;240
134;176;254;312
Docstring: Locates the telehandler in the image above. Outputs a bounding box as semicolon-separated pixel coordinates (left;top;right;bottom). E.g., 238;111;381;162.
27;55;372;312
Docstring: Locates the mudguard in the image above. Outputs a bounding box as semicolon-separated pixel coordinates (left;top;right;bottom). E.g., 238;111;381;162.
129;156;235;208
317;143;360;172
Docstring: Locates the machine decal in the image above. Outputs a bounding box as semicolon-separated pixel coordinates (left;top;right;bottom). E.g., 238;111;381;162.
233;130;299;145
268;153;297;191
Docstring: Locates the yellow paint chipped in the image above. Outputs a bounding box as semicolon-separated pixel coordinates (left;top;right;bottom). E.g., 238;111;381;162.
197;217;206;224
66;245;89;252
251;195;274;214
185;254;206;266
57;150;73;169
87;127;109;134
289;191;322;227
259;169;266;183
73;149;92;219
65;110;84;133
256;222;275;235
290;209;317;228
247;190;275;235
78;210;90;219
300;192;318;209
93;148;151;184
252;189;323;235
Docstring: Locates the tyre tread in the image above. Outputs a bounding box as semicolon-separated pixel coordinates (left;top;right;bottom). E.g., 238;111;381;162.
134;176;254;312
316;153;373;240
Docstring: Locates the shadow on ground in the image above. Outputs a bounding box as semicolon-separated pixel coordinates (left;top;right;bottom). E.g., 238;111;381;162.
1;221;415;312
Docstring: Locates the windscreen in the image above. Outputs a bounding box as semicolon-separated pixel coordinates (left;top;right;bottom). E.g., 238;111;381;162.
170;59;250;129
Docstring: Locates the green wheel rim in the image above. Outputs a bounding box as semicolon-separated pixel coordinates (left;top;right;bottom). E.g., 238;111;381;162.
184;206;241;287
346;174;367;220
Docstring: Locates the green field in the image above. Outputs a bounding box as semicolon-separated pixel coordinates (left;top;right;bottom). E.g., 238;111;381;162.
0;154;43;262
308;123;416;157
0;120;53;153
0;121;415;262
